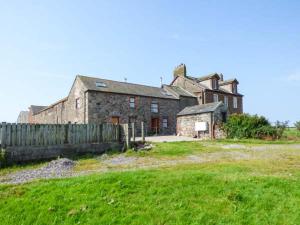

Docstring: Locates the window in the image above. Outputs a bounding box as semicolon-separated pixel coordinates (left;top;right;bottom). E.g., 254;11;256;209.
224;96;228;107
95;82;107;87
129;97;135;108
163;118;168;128
222;112;227;123
212;79;218;90
151;102;158;113
75;98;80;109
232;84;237;94
213;94;218;102
233;97;238;108
129;116;137;123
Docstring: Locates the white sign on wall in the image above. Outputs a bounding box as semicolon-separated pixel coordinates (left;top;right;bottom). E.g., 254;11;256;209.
195;122;208;131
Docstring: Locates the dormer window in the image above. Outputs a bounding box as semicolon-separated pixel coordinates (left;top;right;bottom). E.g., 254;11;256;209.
212;79;218;90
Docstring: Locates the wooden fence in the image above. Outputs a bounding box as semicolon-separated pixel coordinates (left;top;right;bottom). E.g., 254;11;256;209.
0;122;121;148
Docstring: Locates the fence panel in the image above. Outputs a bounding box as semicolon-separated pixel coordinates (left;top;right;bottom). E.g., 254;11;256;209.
0;122;123;148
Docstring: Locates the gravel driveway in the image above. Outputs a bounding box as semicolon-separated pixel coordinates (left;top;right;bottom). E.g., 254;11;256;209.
1;143;300;185
136;135;200;142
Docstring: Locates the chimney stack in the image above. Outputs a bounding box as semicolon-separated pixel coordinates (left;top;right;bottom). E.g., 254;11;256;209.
173;63;186;79
219;73;224;81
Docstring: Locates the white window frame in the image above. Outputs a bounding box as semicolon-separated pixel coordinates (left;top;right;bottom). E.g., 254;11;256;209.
129;97;135;108
232;84;237;94
213;94;218;102
233;97;238;108
163;118;168;128
151;102;158;113
212;79;218;90
224;96;228;107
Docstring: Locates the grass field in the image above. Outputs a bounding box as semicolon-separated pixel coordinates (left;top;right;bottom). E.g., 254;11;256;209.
1;139;300;224
284;127;300;140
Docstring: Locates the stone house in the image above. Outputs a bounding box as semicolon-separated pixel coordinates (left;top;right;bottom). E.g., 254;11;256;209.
17;111;29;124
29;64;243;138
28;105;47;124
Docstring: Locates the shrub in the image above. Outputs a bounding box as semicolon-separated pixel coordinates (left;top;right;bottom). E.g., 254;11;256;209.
274;121;289;139
222;114;288;140
295;121;300;131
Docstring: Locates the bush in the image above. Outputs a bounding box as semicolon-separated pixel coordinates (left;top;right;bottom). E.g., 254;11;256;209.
295;121;300;131
274;121;289;139
222;114;288;140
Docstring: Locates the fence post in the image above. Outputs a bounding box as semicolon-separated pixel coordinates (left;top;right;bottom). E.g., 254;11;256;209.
116;124;120;142
1;122;7;148
6;123;11;147
67;122;71;144
141;121;145;143
131;122;135;143
124;124;131;150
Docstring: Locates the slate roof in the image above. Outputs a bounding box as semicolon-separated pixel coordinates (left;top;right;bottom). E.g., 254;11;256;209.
78;75;178;99
177;102;224;116
30;105;47;115
37;97;68;114
163;85;196;98
219;79;239;85
196;73;220;82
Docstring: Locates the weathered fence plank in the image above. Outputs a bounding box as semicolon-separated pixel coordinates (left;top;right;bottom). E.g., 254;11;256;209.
0;122;124;148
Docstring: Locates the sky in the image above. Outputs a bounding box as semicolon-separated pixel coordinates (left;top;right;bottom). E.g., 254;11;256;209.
0;0;299;124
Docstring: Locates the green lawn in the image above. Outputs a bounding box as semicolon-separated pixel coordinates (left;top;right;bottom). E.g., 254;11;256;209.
2;145;300;224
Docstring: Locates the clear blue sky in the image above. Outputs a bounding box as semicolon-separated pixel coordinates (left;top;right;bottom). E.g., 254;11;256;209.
0;0;299;124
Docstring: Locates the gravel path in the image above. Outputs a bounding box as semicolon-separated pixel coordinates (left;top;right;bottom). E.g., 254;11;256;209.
1;143;300;185
0;158;76;185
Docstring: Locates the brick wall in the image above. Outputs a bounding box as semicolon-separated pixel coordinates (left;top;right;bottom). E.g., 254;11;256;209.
204;90;243;114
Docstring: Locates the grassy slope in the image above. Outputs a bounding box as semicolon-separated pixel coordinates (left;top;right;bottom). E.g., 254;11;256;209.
1;138;300;224
2;158;300;224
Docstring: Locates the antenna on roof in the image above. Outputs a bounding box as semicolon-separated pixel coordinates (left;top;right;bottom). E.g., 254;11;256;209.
124;77;127;83
160;76;163;87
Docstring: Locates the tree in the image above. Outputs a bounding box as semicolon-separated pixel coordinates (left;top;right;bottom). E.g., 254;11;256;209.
295;121;300;131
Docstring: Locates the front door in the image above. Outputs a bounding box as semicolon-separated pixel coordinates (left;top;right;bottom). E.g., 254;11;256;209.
111;116;119;125
151;118;159;134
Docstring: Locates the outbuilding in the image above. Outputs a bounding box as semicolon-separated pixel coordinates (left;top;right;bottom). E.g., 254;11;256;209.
177;102;227;139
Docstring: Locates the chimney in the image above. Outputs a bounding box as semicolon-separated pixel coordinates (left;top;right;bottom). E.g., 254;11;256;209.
219;73;224;81
173;63;186;79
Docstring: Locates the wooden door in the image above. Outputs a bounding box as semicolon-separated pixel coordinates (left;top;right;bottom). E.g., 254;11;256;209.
111;117;119;125
151;118;159;134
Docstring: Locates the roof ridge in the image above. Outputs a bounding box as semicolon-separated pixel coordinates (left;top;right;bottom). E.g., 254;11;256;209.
78;74;163;90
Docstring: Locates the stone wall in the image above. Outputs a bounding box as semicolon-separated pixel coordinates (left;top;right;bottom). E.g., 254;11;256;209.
2;142;122;166
179;96;198;111
177;113;212;139
87;91;180;135
33;100;67;124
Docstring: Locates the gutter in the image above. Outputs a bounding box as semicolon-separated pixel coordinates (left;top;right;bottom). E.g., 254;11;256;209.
84;90;88;124
210;112;214;140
